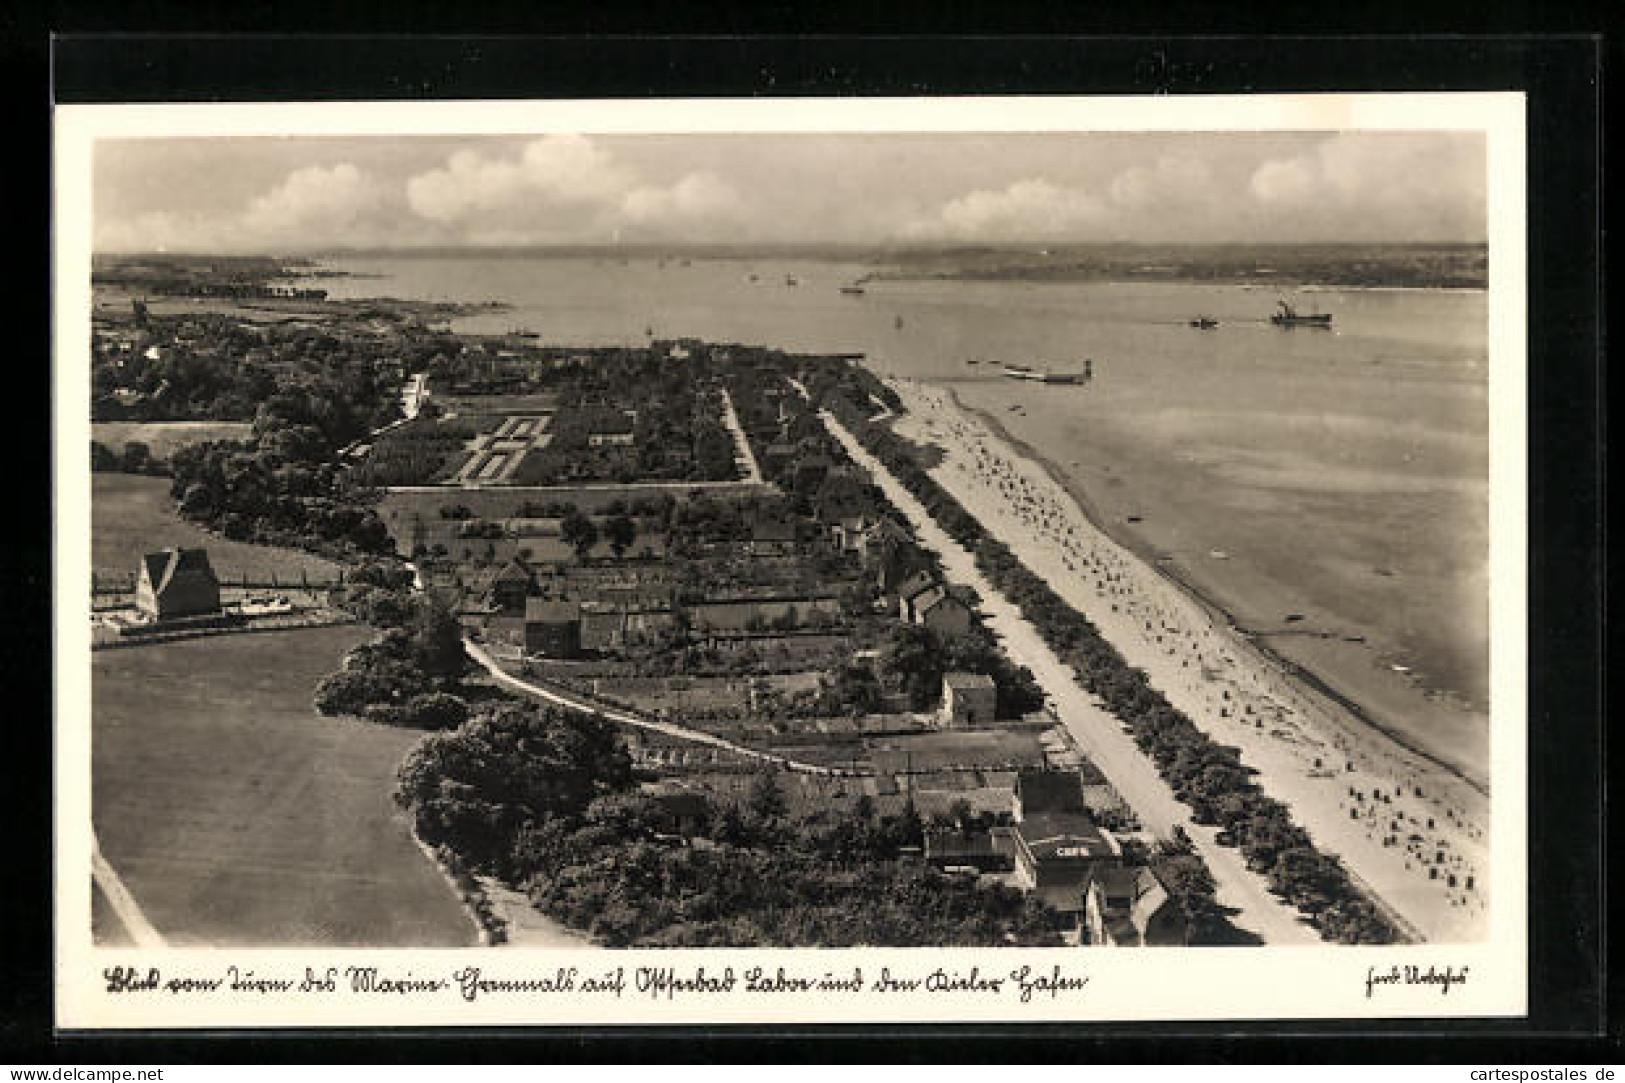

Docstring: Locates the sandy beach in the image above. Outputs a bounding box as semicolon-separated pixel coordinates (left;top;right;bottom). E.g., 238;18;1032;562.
888;380;1490;943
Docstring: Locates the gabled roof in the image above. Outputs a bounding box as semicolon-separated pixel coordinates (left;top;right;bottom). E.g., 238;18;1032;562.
489;557;534;585
898;571;938;601
1085;865;1172;933
1086;864;1144;907
524;598;580;624
943;671;997;692
915;585;970;616
141;548;217;595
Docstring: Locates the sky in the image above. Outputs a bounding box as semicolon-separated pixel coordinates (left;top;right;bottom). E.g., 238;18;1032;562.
92;131;1487;252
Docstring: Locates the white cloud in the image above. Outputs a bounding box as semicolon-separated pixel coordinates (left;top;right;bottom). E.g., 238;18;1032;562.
906;179;1109;242
1250;157;1318;205
93;132;1486;251
1109;154;1214;209
622;172;737;223
241;163;383;237
405;135;634;225
1247;134;1485;239
399;137;750;243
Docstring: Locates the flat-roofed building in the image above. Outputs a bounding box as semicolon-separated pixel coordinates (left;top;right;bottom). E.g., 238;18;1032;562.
1010;809;1123;914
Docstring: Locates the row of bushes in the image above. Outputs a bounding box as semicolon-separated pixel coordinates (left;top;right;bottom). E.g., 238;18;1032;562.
823;390;1400;944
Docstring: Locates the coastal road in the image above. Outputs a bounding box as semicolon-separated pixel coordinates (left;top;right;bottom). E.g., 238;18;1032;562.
822;410;1321;946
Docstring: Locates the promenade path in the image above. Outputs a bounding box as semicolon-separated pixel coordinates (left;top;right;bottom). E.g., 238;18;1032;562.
821;409;1320;945
463;640;847;777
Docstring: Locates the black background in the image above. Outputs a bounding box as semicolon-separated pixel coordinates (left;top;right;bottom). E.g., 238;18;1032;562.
1;27;1610;1064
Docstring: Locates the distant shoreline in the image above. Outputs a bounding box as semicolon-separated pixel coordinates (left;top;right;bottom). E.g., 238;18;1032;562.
940;387;1489;797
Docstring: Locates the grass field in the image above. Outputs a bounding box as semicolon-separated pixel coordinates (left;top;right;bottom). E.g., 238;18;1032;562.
92;421;254;461
91;625;475;947
92;473;340;580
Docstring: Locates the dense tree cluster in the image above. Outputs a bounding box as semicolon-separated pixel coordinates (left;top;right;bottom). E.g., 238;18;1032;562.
876;623;1046;718
313;585;472;729
165;368;409;557
93;315;445;425
395;727;1067;946
394;701;637;869
823;390;1399;944
91;439;171;476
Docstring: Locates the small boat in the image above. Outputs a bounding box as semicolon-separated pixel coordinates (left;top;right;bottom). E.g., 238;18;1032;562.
1270;299;1333;328
509;328;539;338
1189;316;1218;329
965;358;981;366
894;315;904;329
1004;360;1091;384
840;285;865;296
785;275;799;287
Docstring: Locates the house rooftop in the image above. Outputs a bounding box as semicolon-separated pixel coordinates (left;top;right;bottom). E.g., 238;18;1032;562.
1016;770;1087;815
943;671;997;692
489;556;534;584
141;547;216;593
1014;811;1118;863
524;598;580;623
915;585;972;618
898;571;938;600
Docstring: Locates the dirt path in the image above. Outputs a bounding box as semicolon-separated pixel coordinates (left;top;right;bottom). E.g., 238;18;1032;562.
92;836;165;948
464;639;848;777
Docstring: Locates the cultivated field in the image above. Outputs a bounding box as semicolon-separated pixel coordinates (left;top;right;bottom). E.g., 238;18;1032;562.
92;473;341;580
92;421;254;461
91;625;475;947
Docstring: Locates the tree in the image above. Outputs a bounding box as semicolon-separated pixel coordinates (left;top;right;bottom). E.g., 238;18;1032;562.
90;440;119;472
394;701;634;871
878;623;956;710
604;513;637;559
405;692;470;730
561;511;599;563
411;600;468;679
313;669;396;717
746;771;788;823
179;483;215;518
122;440;153;474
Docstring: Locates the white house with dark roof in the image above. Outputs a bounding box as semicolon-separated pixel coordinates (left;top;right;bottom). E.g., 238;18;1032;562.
1083;865;1188;946
939;671;997;728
